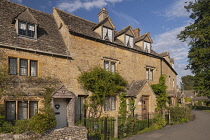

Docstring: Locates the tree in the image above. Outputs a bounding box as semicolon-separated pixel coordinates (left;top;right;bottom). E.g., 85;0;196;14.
180;75;194;90
177;0;210;96
151;75;168;112
78;67;127;118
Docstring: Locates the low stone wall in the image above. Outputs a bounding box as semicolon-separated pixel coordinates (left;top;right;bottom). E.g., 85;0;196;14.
0;126;87;140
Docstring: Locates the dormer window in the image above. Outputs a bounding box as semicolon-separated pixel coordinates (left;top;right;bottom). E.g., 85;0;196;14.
103;27;113;42
17;20;37;39
125;35;133;48
144;42;151;53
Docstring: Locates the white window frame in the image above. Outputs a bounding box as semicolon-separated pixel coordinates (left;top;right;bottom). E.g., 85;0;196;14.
143;42;151;53
102;27;113;42
104;60;116;73
125;35;134;48
146;68;154;81
17;20;37;39
104;96;116;111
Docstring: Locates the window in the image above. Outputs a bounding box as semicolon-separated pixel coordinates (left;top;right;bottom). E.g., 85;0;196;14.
8;57;38;77
103;27;113;42
20;59;28;76
125;35;134;48
104;60;116;73
18;21;35;38
104;97;116;111
146;68;153;80
6;101;38;120
144;42;151;53
9;58;17;75
30;60;38;76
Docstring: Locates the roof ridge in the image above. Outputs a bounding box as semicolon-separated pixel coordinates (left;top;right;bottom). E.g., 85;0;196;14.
54;7;97;25
5;0;53;17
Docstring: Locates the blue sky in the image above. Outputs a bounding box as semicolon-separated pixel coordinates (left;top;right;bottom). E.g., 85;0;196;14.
10;0;193;87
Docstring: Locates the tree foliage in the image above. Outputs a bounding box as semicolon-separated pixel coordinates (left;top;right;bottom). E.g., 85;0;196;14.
177;0;210;96
78;67;127;118
118;92;128;117
180;75;194;90
151;75;168;112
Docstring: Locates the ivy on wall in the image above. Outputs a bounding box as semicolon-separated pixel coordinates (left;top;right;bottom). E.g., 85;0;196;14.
78;67;127;118
151;75;168;112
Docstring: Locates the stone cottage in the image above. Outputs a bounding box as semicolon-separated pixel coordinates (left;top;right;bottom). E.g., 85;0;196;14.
0;0;177;128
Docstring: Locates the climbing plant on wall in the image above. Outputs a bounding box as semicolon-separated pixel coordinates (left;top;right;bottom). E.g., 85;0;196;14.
78;66;127;118
151;75;168;112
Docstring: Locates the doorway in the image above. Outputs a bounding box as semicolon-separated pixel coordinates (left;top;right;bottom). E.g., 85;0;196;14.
54;98;68;129
142;96;149;119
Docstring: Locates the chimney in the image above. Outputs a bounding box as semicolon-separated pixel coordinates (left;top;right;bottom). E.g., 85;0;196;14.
98;8;108;22
133;28;140;37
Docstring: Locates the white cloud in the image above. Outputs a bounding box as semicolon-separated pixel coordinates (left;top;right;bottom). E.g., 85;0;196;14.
57;0;123;13
153;24;192;88
156;0;193;19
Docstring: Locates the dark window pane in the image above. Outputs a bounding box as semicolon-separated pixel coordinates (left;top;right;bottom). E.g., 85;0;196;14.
20;59;28;76
18;21;27;36
6;101;16;121
111;97;116;110
18;101;28;120
9;58;17;75
29;101;38;118
27;24;35;38
104;97;110;111
30;60;37;76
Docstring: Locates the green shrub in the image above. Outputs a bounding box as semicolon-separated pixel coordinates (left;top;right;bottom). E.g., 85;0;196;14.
153;114;166;128
13;120;29;134
0;121;13;133
29;113;56;134
168;106;192;124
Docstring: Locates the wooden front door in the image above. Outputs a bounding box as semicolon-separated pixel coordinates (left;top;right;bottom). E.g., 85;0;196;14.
54;98;68;129
142;96;149;119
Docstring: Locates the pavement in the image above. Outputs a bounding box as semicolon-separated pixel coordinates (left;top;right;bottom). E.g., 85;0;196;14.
123;110;210;140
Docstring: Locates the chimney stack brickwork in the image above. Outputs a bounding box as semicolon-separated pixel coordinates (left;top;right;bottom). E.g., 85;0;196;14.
133;28;140;37
98;8;108;22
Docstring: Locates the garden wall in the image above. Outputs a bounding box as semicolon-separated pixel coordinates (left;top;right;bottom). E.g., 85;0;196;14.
0;126;87;140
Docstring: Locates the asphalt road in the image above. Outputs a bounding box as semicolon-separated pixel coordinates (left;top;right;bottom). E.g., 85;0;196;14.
124;110;210;140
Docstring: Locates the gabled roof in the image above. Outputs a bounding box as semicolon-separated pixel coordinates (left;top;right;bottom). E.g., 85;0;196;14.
183;90;196;98
92;16;116;30
166;90;177;97
126;80;147;97
115;26;134;38
191;96;210;101
134;32;153;43
52;85;75;99
15;8;38;24
0;0;68;56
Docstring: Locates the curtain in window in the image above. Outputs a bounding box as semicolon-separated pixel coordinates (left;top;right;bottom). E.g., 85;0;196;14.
146;68;149;80
30;61;37;76
125;35;129;46
108;29;112;41
29;101;38;118
9;58;17;75
111;97;116;110
149;69;153;80
18;21;27;36
20;59;28;76
18;101;28;120
104;61;109;71
110;62;115;73
19;22;26;30
130;37;134;48
6;101;16;121
103;27;108;40
27;24;35;37
104;97;110;111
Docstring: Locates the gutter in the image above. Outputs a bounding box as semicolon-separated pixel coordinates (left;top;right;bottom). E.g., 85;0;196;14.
0;43;73;60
